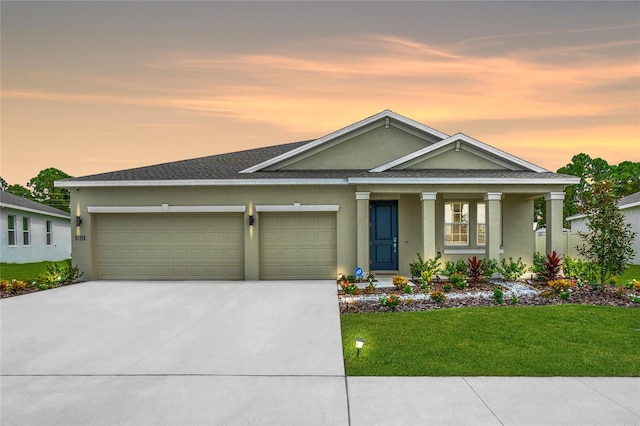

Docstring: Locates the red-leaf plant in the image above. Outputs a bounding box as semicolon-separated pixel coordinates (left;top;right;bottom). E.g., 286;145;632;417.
467;256;486;287
542;251;562;282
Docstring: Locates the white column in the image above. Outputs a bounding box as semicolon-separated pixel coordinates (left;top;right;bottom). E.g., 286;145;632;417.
484;192;502;261
420;192;437;259
545;192;565;256
355;192;370;271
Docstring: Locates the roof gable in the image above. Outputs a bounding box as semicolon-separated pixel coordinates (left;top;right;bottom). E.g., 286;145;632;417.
240;110;449;173
370;133;548;173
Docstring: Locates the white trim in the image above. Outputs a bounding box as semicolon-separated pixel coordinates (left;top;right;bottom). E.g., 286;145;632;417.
355;192;371;200
87;205;246;214
544;192;565;201
443;248;504;255
566;213;587;221
348;177;580;185
255;203;340;212
57;179;348;188
0;203;71;220
239;110;449;173
420;192;437;201
484;192;502;201
370;133;548;173
620;201;640;210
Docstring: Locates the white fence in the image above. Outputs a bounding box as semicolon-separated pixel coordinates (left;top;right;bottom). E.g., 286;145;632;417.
534;231;584;258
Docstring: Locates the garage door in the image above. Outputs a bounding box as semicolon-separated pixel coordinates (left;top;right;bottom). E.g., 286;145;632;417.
260;213;336;280
96;213;244;280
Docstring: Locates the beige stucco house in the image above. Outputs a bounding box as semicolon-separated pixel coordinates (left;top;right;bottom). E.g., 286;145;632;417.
56;110;579;281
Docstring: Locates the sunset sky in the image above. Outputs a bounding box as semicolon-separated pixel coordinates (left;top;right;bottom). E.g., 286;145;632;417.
2;1;639;186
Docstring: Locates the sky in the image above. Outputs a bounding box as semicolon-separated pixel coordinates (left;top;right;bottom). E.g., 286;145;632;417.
1;1;639;186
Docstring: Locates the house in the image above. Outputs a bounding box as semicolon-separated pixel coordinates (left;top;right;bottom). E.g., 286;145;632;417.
1;191;71;264
567;191;640;264
55;110;580;281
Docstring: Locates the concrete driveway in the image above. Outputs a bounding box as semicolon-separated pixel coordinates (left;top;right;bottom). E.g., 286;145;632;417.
2;281;639;425
1;281;348;425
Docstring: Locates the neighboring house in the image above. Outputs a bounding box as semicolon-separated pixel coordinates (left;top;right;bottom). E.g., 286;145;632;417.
56;110;579;281
1;191;71;264
567;191;640;264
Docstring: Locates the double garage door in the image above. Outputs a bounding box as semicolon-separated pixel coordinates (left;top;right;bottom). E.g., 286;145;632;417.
95;212;336;280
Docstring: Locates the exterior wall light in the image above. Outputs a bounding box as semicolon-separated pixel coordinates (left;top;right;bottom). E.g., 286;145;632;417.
355;337;365;357
76;216;83;226
249;215;255;226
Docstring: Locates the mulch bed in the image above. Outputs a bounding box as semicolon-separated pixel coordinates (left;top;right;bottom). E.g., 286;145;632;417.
339;280;640;313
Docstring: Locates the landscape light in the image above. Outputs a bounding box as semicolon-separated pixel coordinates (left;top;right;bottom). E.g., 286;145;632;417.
355;338;365;357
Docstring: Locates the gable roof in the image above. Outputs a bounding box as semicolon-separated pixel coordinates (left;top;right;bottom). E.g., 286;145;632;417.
56;110;580;188
0;191;71;219
239;110;449;173
619;191;640;209
370;132;548;173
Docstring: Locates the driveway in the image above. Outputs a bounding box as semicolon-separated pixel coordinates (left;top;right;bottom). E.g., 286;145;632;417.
1;281;348;425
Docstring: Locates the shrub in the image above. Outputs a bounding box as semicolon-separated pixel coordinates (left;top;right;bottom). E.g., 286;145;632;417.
511;295;519;305
498;257;527;281
380;294;401;310
339;281;360;295
541;251;562;282
346;274;356;283
5;279;27;294
562;256;600;285
548;278;575;293
430;289;446;302
625;279;640;291
443;259;468;278
450;272;467;290
402;284;413;294
364;279;377;294
38;261;82;286
530;252;546;278
467;256;485;286
443;282;452;292
410;253;441;285
419;271;432;291
483;258;499;279
392;275;409;290
493;286;504;304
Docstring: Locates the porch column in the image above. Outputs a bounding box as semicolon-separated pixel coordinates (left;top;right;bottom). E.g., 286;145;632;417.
484;192;502;261
545;192;565;256
420;192;437;259
355;192;370;271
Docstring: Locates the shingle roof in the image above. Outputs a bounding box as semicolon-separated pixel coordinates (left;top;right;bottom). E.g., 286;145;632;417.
57;140;578;185
619;191;640;208
0;191;71;218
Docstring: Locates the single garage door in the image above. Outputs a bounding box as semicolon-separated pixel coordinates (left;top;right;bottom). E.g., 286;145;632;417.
96;213;244;280
260;213;336;280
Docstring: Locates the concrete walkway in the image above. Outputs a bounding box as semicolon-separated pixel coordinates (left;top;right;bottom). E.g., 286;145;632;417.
1;281;639;425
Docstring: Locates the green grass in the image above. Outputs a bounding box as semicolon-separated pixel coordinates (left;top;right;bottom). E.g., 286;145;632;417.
0;260;70;281
342;305;640;376
614;264;640;284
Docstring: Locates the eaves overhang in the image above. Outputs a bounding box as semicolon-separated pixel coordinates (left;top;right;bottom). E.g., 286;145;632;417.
0;202;71;220
347;177;581;185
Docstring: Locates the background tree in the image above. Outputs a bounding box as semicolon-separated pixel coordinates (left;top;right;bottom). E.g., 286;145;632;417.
0;177;8;191
5;184;33;199
576;181;636;285
27;167;71;212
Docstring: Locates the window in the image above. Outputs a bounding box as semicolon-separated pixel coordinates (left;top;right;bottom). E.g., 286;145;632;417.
7;215;16;246
22;217;30;246
46;220;53;246
444;202;469;245
477;203;486;245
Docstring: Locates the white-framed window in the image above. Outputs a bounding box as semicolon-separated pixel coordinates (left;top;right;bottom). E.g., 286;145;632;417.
477;203;486;245
46;220;53;246
444;202;469;245
7;215;16;246
22;217;30;246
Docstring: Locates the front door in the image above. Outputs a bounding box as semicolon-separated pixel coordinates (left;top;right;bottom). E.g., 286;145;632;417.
370;201;398;270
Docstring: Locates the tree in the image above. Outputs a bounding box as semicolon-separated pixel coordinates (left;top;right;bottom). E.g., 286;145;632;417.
0;177;7;191
5;184;33;199
27;168;72;212
576;181;636;285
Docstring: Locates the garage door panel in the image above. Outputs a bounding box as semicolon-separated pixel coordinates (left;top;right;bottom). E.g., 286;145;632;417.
96;213;244;280
260;213;336;280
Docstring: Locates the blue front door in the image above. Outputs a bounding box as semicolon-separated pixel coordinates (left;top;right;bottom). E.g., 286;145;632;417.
370;201;398;270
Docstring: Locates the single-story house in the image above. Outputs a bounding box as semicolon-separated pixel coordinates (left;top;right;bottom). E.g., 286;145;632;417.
56;110;580;281
567;191;640;264
0;191;71;264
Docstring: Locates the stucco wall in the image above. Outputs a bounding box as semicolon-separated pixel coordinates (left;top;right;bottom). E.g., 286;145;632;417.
1;208;71;264
70;183;563;280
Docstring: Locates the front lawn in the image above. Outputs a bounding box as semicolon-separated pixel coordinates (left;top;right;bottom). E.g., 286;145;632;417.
0;260;71;281
615;264;640;284
341;305;640;376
